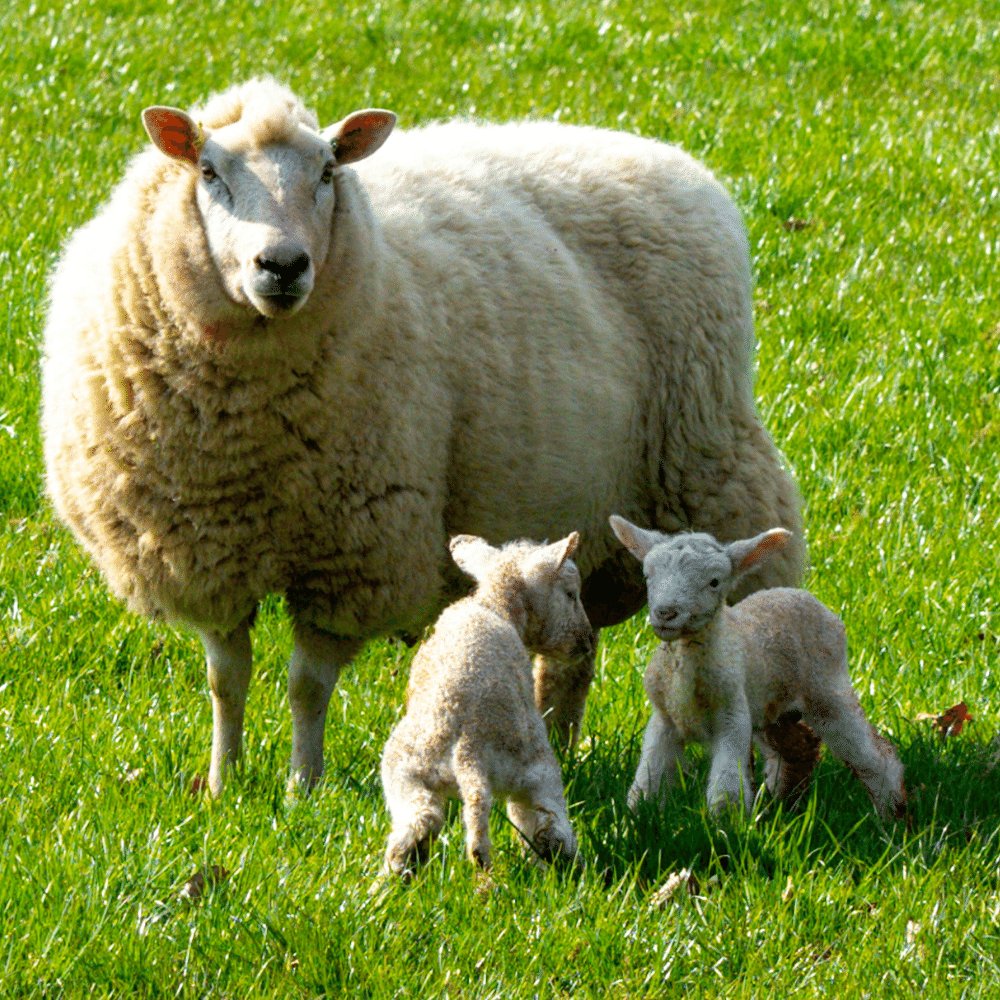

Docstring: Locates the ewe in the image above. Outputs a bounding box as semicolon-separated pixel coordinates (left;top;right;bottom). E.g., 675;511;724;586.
609;516;906;820
381;533;592;876
42;77;804;796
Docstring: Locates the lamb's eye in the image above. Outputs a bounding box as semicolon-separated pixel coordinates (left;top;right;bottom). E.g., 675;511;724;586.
200;162;217;181
709;578;720;589
320;162;335;184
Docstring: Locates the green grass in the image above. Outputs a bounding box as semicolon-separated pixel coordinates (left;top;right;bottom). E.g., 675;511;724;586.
1;0;998;995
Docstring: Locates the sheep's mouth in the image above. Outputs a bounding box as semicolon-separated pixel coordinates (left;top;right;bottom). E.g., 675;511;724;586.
261;292;304;312
650;618;707;641
249;290;309;318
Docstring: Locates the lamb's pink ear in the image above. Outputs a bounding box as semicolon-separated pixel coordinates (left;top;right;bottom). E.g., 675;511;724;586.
323;109;396;164
537;532;580;577
449;534;498;582
727;528;791;576
608;515;660;562
142;106;203;165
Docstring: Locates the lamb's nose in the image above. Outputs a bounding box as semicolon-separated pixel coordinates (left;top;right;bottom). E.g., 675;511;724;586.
255;250;311;285
653;603;680;623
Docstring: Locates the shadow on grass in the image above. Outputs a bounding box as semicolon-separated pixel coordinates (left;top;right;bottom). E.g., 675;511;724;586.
565;723;1000;888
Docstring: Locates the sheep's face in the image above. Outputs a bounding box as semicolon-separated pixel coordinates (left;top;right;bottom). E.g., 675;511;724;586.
609;515;793;642
523;558;595;660
450;531;594;660
639;536;732;640
194;128;337;318
142;97;396;321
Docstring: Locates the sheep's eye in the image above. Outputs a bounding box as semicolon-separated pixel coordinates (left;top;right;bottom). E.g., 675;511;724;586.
320;162;335;184
200;162;217;181
709;578;720;589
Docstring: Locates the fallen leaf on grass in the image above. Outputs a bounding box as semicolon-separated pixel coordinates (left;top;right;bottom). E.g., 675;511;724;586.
649;868;699;909
188;775;208;796
915;702;973;738
782;217;813;231
180;865;230;902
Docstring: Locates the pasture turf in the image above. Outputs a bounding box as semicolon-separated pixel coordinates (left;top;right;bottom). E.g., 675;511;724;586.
1;0;997;995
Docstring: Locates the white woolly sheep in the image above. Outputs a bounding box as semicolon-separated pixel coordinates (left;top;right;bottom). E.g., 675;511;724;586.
381;533;592;875
42;77;804;796
609;516;906;820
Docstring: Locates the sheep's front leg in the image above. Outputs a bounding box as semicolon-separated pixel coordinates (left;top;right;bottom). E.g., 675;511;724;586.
629;709;682;810
533;648;595;749
200;620;253;797
287;622;361;794
706;710;754;815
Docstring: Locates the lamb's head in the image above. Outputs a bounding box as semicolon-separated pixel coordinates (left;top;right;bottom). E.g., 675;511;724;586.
609;516;791;640
449;533;595;659
142;79;395;319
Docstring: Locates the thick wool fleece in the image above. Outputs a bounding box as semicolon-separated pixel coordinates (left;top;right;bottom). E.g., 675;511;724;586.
42;80;803;644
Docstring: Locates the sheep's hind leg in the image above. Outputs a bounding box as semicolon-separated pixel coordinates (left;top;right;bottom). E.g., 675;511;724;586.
287;621;361;794
533;648;595;749
200;619;253;797
507;756;579;866
382;763;446;878
758;713;821;807
806;693;906;820
455;757;494;869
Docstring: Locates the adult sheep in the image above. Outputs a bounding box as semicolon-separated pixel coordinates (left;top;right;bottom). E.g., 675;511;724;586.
42;78;804;796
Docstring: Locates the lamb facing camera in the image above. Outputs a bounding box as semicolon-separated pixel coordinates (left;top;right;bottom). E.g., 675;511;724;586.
609;515;906;820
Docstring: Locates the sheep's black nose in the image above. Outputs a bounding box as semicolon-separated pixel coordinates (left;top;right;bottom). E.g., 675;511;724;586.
255;251;311;286
653;604;680;623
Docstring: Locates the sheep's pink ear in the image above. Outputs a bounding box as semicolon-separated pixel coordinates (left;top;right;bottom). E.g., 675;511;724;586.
323;109;396;164
142;106;204;165
727;528;791;576
609;515;660;562
449;534;498;582
537;532;580;577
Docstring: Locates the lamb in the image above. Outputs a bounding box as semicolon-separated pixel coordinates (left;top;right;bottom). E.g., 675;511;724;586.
41;77;805;797
609;515;906;820
381;533;592;876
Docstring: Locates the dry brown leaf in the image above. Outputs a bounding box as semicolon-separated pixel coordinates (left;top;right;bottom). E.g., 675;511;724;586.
188;774;208;796
915;702;973;738
180;864;230;902
783;217;813;231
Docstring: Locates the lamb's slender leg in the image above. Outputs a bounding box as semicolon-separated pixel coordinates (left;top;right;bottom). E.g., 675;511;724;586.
533;648;595;748
200;620;253;797
382;750;447;877
287;621;361;794
806;693;906;820
507;756;579;864
629;709;683;810
455;757;493;869
706;710;754;814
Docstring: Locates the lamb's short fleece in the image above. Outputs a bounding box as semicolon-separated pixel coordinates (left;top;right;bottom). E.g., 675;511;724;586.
381;533;593;875
610;516;906;820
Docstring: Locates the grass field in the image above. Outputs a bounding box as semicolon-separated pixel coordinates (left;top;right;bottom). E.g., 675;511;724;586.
1;0;998;995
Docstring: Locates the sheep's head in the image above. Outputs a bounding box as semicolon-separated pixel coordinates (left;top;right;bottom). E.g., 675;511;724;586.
142;80;395;319
450;533;595;660
609;516;791;640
